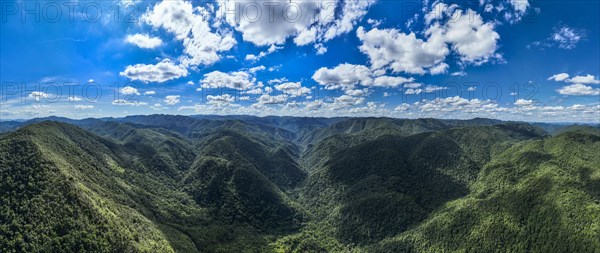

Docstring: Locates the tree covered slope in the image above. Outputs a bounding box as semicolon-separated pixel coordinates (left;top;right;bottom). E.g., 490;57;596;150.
1;116;598;252
369;128;600;252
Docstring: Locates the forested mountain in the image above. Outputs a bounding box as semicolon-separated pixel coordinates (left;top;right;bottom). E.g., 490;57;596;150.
1;115;599;252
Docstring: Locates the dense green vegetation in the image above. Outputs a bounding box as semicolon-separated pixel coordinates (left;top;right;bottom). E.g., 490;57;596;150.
1;115;598;252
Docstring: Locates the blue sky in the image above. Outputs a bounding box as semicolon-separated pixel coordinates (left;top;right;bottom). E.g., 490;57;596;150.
1;0;599;122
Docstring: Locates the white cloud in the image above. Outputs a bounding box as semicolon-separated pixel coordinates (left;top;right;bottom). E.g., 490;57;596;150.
424;85;448;93
150;103;165;110
120;59;188;83
479;0;531;23
530;25;585;50
568;74;600;84
312;63;372;90
551;25;584;49
372;76;414;88
419;96;499;113
248;65;267;73
119;86;140;95
331;95;365;109
442;9;500;64
164;95;181;105
405;88;422;95
357;7;499;73
322;0;376;41
268;77;288;84
557;84;600;96
547;73;570;82
187;81;194;85
144;91;156;95
28;92;49;101
125;33;163;49
74;105;94;110
429;63;449;75
314;43;328;55
245;45;281;61
367;18;382;27
548;73;600;84
67;96;82;102
144;0;236;67
112;100;148;106
201;71;256;90
404;83;422;89
256;94;288;105
451;71;467;76
344;89;368;97
206;94;236;105
217;0;374;49
514;99;533;106
219;0;320;46
275;82;311;97
357;26;448;74
244;88;264;95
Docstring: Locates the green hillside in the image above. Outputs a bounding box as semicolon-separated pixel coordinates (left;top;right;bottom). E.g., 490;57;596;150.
1;116;598;252
370;128;600;252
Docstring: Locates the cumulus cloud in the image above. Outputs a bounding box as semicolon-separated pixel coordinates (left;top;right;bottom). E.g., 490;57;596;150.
357;7;499;74
357;26;448;74
568;74;600;84
557;84;600;96
514;99;534;106
331;95;365;109
312;63;372;90
548;73;600;84
275;82;311;97
245;45;281;61
125;33;163;49
404;83;422;89
256;94;288;105
67;96;82;102
372;76;415;88
206;94;236;105
479;0;531;23
120;59;188;83
144;91;156;95
164;95;181;105
217;0;374;51
74;105;94;110
150;103;166;110
442;9;500;64
344;89;368;97
424;85;448;93
248;65;267;73
28;92;49;101
112;100;148;106
419;96;499;113
405;88;422;95
144;0;236;67
201;71;256;90
451;71;467;77
547;73;570;82
119;86;140;95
